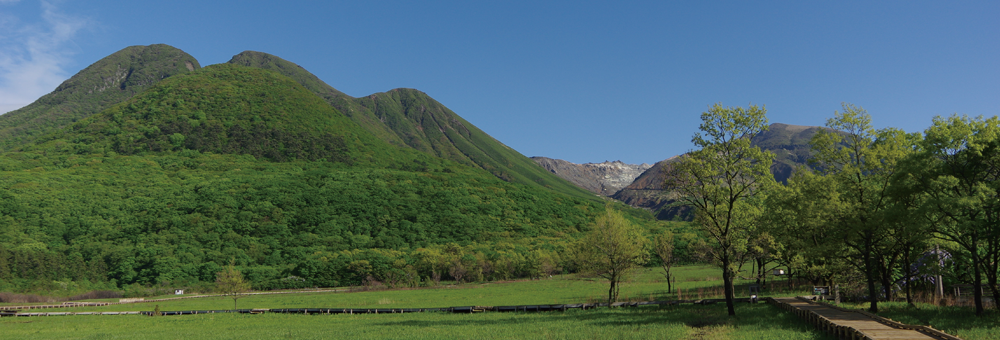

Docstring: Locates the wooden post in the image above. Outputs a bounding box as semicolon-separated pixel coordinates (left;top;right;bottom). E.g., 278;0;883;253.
935;245;944;304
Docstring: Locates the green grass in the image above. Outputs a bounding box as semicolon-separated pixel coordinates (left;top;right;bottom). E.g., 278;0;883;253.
40;265;804;313
836;301;1000;340
0;265;836;339
1;302;833;339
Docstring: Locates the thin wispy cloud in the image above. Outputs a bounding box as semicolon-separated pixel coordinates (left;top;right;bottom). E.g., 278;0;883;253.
0;1;88;114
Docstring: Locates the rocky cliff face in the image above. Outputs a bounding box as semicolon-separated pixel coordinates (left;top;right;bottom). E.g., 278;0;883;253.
531;157;652;196
608;156;693;220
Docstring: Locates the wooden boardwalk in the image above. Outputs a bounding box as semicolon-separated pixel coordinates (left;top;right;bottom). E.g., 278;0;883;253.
772;297;960;340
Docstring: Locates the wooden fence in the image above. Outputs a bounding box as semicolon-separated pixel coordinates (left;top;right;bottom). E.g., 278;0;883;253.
0;288;344;311
1;298;750;317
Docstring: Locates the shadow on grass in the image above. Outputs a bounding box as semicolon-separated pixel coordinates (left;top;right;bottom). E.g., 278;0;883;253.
864;304;1000;339
372;303;832;336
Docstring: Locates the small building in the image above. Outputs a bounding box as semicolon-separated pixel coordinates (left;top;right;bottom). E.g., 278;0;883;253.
174;289;184;295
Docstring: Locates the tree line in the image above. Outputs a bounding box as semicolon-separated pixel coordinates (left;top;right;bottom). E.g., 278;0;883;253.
664;102;1000;316
0;145;616;293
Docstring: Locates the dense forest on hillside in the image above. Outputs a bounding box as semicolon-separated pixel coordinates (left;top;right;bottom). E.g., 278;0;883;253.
0;151;610;291
33;64;398;165
0;63;641;293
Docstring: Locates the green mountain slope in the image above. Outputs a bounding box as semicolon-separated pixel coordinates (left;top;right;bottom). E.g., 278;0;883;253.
226;51;404;145
225;51;597;201
0;44;200;151
36;63;419;167
354;88;598;199
0;61;604;290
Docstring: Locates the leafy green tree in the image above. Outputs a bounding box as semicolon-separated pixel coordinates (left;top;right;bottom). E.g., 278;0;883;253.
765;168;850;285
809;103;917;313
576;207;649;307
653;232;676;292
664;103;775;316
216;260;250;310
745;230;780;287
894;114;1000;315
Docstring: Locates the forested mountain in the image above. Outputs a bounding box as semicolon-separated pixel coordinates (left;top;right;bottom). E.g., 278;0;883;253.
30;64;406;166
226;51;597;201
0;44;200;151
0;54;609;291
612;123;823;220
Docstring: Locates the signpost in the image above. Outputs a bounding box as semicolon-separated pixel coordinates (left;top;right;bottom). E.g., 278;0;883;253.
748;284;760;303
813;286;831;301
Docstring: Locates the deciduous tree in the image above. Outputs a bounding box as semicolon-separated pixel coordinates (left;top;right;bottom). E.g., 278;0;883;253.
766;168;850;286
576;207;649;307
894;114;1000;315
216;259;251;310
809;103;916;313
654;232;676;292
664;103;775;316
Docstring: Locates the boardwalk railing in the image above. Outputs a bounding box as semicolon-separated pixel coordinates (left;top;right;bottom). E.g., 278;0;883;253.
803;297;962;340
767;297;962;340
768;297;872;340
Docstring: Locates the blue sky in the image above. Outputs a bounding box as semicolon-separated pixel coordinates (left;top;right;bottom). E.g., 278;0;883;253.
0;1;997;164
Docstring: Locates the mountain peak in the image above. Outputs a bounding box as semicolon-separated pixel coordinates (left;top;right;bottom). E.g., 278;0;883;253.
227;51;348;99
46;63;385;164
229;53;596;200
0;44;200;151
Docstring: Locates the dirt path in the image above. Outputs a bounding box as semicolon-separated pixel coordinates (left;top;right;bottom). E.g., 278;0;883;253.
774;297;957;340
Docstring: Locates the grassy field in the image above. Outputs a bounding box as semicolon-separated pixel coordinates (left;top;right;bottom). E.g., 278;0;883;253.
2;302;833;339
6;266;995;339
0;265;840;339
837;301;1000;340
33;265;808;313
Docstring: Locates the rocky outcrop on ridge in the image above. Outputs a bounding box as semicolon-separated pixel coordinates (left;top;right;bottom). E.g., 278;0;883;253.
531;157;652;196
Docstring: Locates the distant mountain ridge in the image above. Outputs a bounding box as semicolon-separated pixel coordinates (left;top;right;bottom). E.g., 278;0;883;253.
531;157;651;196
610;123;825;220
